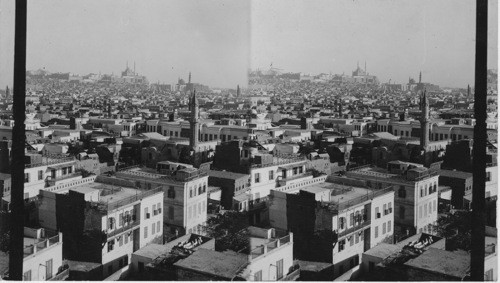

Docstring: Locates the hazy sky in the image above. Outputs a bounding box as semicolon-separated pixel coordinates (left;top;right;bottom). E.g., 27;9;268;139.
251;0;498;88
0;0;498;89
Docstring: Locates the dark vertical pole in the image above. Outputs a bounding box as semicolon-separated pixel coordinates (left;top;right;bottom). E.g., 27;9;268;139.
8;0;27;280
470;0;487;281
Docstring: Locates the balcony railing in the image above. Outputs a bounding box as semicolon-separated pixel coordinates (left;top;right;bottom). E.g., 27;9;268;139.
23;234;62;258
25;156;75;168
338;220;371;238
107;220;140;239
49;268;69;281
324;187;393;212
250;234;292;260
250;157;306;169
92;187;162;212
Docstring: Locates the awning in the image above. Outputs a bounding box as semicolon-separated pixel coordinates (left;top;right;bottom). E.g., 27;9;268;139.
463;194;472;202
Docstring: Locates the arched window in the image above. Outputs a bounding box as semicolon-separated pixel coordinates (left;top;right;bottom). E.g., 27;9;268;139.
198;185;202;195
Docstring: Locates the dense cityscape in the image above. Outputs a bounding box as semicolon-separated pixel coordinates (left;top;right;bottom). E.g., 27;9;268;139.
0;0;497;281
0;61;496;280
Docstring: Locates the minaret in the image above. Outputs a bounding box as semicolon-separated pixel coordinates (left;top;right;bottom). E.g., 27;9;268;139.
467;84;471;98
236;85;240;97
189;90;200;165
188;72;192;84
419;71;422;84
420;90;430;152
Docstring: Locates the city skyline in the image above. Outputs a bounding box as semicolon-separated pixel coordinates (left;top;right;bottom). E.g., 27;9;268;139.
0;0;498;89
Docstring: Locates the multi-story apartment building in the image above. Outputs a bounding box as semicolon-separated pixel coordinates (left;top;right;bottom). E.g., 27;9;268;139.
38;181;164;279
1;227;68;281
114;161;208;236
239;227;298;281
269;179;394;279
346;161;439;235
23;153;80;199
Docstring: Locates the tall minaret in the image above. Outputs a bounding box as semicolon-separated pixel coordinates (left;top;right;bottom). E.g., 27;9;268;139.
419;71;422;84
189;89;200;150
188;72;192;84
236;85;240;97
420;90;430;151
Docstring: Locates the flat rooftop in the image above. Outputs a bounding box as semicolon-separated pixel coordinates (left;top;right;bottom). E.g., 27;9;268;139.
404;248;469;279
208;170;249;180
174;248;248;280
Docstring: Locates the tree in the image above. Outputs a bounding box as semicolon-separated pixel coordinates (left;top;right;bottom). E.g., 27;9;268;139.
203;211;250;252
432;210;471;251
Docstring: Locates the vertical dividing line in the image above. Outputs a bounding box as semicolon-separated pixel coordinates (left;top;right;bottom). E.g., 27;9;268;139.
470;0;487;281
8;0;27;277
9;0;27;280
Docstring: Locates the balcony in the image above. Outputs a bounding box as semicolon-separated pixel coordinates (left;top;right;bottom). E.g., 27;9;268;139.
106;220;140;239
277;171;313;187
23;233;62;258
25;156;75;169
45;172;82;187
92;187;162;212
338;219;371;238
250;234;292;260
49;267;69;281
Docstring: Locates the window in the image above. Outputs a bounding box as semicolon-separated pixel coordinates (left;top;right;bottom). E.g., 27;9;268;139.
424;203;427;217
339;239;346;251
350;213;354;226
485;269;494;281
383;222;386;234
157;221;161;233
38;170;43;180
108;217;115;230
147;183;152;190
119;213;124;226
152;223;155;234
375;226;379;238
388;221;392;232
293;167;298;175
269;170;274;180
420;187;424;198
198;185;202;195
145;208;149;219
299;167;303;174
62;167;67;175
119;235;123;246
486;171;491;182
23;270;31;281
125;233;129;244
254;270;262;281
375;207;380;219
168;186;175;198
388;202;392;213
24;173;29;183
398;186;406;198
107;240;114;252
46;259;53;279
169;206;174;220
355;233;359;244
399;206;405;220
350;235;354;246
255;173;260;183
144;227;148;238
383;204;387;215
203;185;206;193
189;187;193;198
276;259;284;280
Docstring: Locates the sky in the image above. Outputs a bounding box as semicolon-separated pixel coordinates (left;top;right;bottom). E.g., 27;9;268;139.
0;0;498;89
0;0;251;89
251;0;498;88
